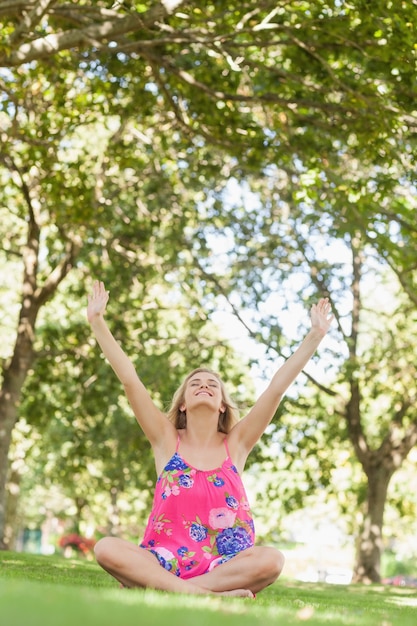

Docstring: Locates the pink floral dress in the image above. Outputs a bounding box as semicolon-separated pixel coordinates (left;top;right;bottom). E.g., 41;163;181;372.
140;435;255;579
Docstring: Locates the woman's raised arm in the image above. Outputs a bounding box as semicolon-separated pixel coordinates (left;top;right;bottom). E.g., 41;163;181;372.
87;280;175;447
229;298;334;467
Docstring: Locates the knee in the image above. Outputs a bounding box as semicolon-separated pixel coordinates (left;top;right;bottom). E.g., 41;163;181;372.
259;547;285;583
94;537;118;568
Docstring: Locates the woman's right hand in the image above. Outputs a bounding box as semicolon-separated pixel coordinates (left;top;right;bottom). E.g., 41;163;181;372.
87;280;109;323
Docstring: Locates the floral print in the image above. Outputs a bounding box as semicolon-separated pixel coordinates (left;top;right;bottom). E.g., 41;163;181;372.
151;547;180;576
189;521;208;542
178;474;194;488
216;527;253;555
165;452;189;472
209;507;236;529
140;438;255;579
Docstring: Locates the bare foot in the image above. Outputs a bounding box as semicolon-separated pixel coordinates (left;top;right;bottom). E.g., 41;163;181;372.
216;589;255;598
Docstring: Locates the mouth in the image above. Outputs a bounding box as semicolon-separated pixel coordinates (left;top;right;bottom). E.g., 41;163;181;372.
196;391;212;397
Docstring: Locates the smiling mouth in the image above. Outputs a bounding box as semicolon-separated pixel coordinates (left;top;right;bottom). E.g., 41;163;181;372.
196;391;212;396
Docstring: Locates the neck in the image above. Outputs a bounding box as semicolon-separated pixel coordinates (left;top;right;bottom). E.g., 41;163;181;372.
182;410;220;442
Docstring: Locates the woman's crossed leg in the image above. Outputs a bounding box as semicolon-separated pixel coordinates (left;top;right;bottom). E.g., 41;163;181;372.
94;537;284;597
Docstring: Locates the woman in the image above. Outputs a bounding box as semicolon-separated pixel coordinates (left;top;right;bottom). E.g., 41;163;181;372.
87;280;333;597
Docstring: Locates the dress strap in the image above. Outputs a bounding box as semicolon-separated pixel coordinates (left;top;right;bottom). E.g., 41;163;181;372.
223;436;231;459
175;433;181;453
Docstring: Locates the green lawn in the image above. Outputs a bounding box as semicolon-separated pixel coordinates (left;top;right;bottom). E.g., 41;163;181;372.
1;551;416;626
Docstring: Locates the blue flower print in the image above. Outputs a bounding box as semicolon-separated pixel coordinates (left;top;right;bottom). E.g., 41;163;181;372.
216;553;236;567
178;474;194;488
164;453;189;472
208;473;225;487
225;495;239;510
152;550;170;570
177;546;189;557
150;548;180;576
189;523;208;542
216;527;253;556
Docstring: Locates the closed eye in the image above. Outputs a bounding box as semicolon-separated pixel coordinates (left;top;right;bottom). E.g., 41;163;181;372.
189;378;219;387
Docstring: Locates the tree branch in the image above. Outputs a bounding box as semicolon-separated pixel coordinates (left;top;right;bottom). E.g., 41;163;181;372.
155;55;354;115
191;254;337;397
378;415;417;472
34;235;82;307
1;0;190;66
8;0;58;47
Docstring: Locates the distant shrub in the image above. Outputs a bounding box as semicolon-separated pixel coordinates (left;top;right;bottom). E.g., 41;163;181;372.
59;533;96;556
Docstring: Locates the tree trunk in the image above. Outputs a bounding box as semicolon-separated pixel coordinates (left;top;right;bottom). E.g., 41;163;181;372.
4;467;23;550
353;464;392;583
108;486;121;537
0;399;17;550
0;325;37;548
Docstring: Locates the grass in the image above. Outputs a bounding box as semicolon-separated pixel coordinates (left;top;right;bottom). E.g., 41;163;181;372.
1;551;416;626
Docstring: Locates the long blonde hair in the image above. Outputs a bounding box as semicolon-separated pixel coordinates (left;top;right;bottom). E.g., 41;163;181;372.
166;368;240;434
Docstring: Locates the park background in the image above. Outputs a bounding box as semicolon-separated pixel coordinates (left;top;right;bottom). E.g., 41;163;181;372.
0;0;416;588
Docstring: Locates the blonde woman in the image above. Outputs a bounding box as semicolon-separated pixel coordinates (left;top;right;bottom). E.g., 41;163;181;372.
88;280;333;597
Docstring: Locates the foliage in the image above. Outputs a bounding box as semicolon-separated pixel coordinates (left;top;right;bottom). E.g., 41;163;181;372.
0;0;416;585
185;167;417;582
1;1;416;177
381;551;417;579
14;276;255;539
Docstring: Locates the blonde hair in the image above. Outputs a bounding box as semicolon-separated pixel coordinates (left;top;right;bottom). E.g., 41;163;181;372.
166;368;240;434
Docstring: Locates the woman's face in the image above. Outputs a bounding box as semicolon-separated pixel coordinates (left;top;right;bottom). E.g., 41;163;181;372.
181;372;225;414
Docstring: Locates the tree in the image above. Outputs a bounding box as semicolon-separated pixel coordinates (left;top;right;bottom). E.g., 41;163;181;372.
186;166;417;582
13;272;255;544
0;44;255;546
0;180;80;548
1;2;416;164
0;0;416;582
